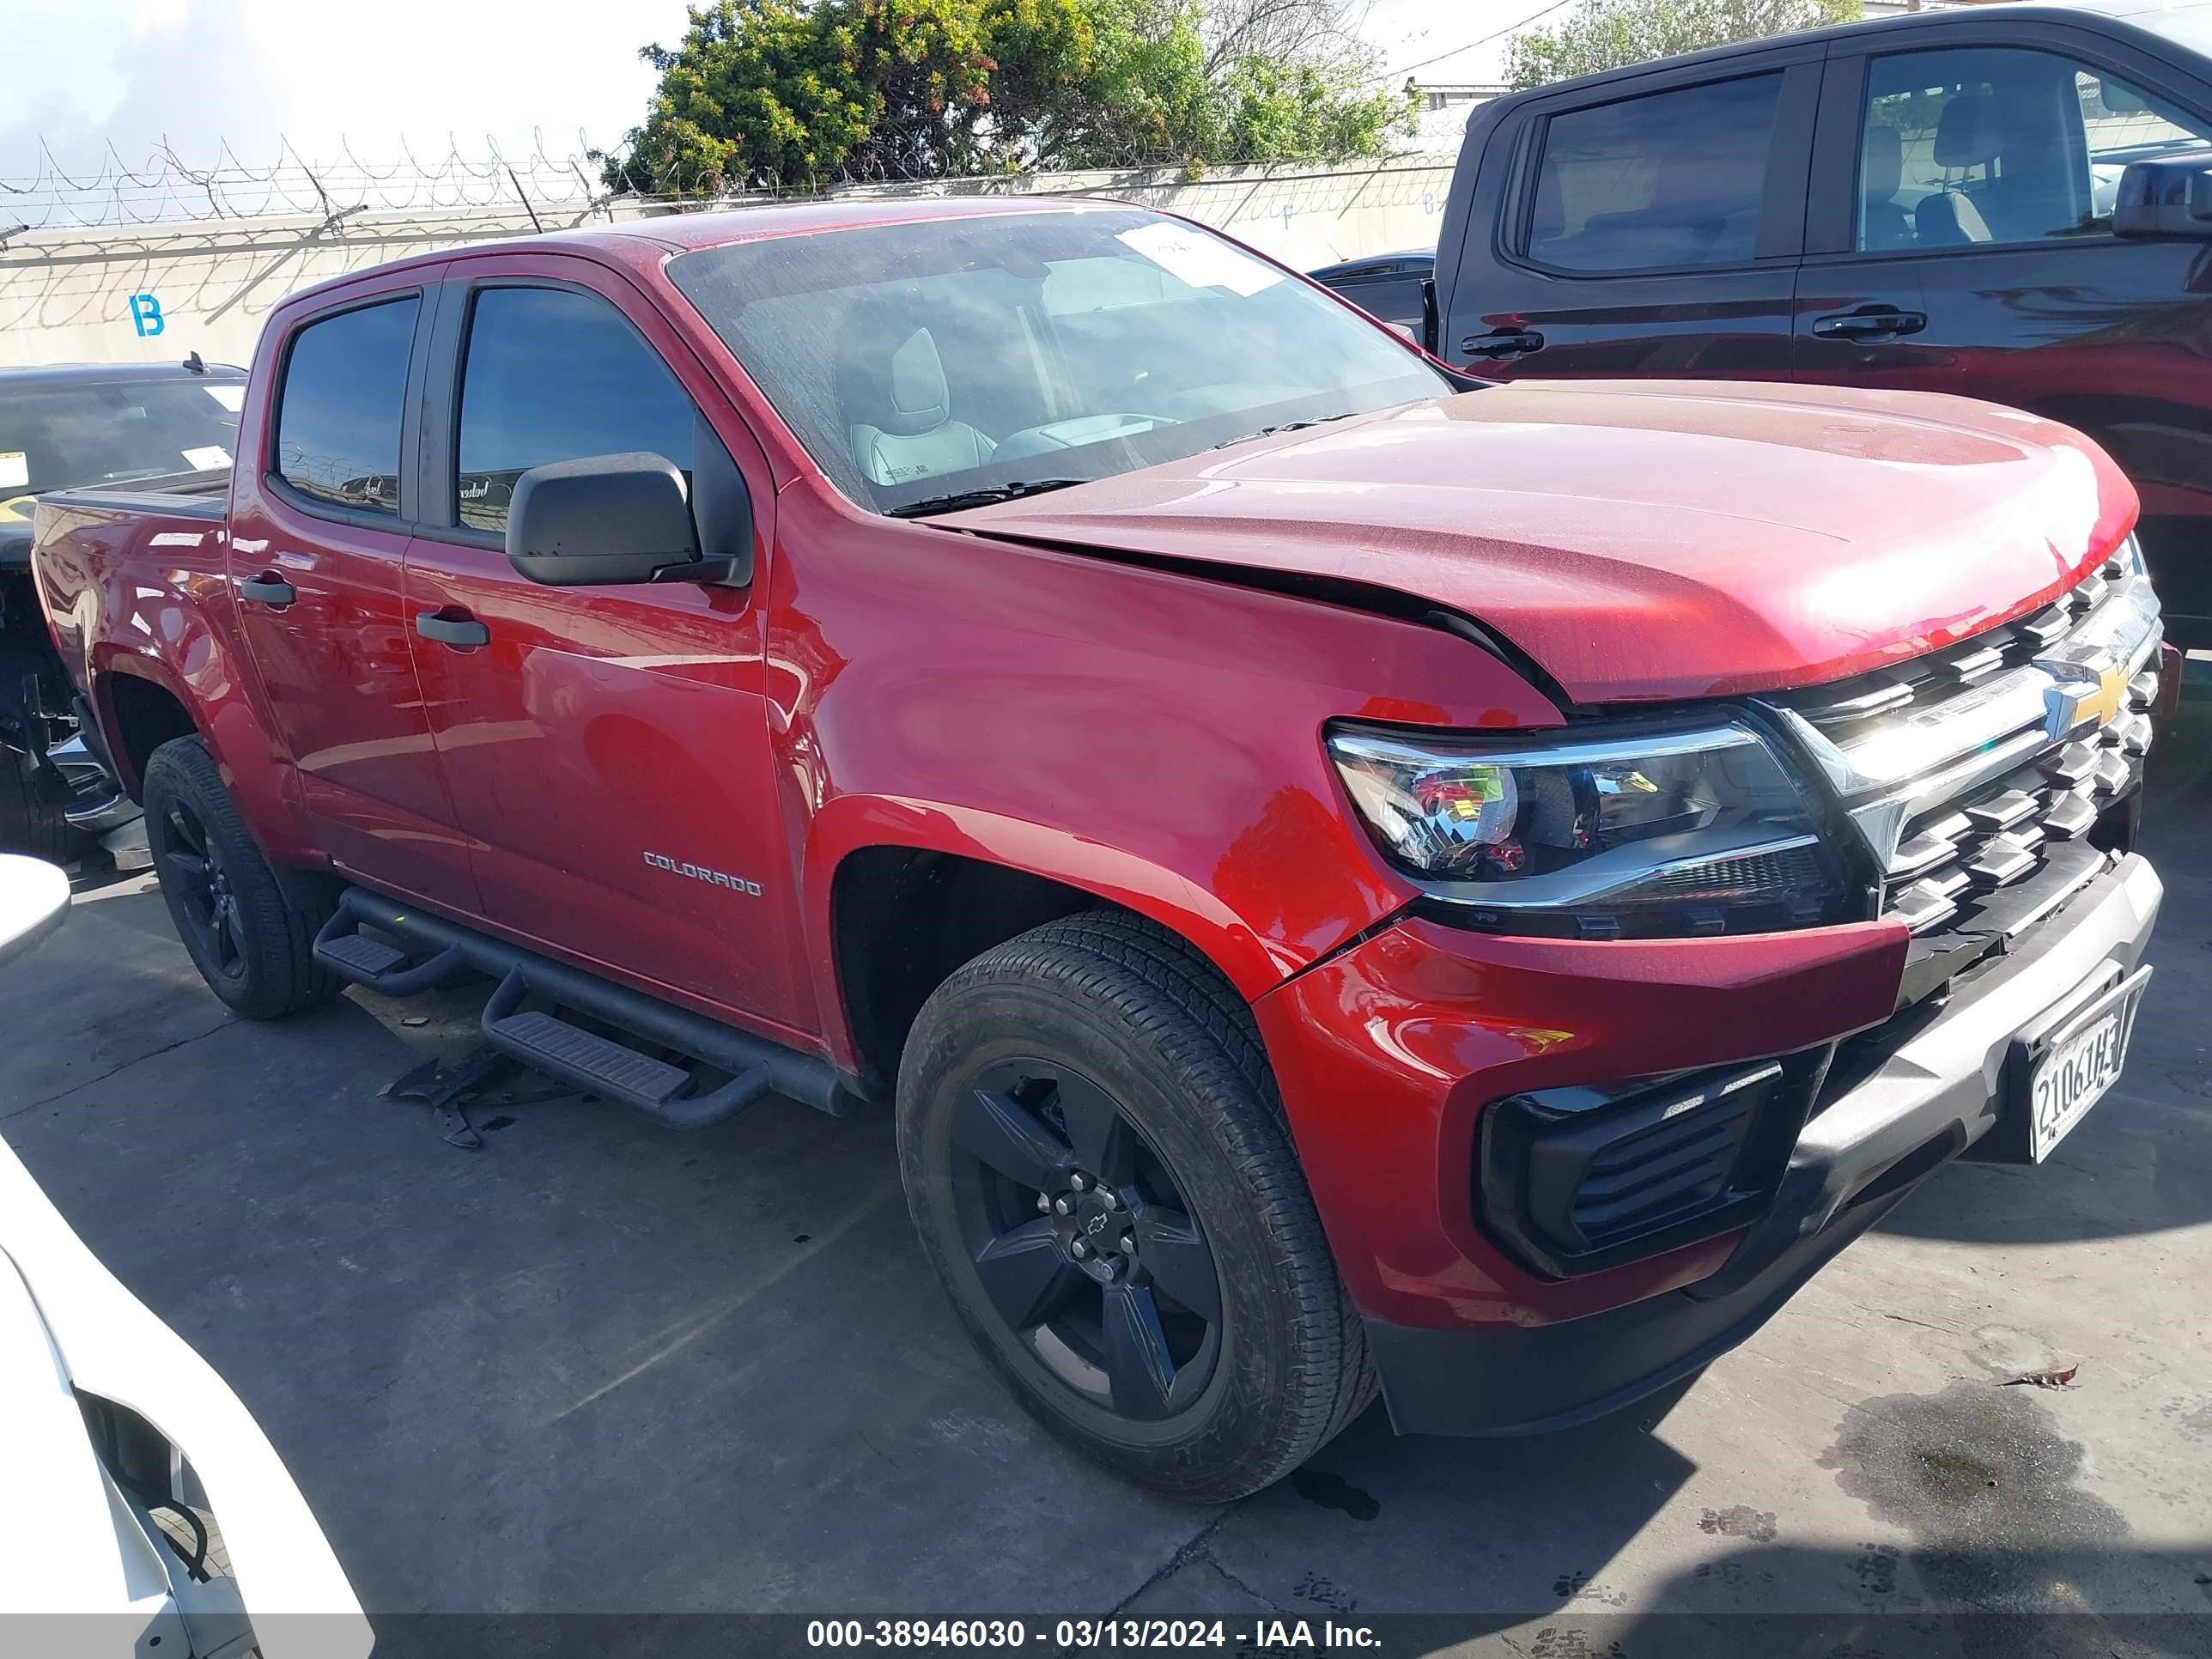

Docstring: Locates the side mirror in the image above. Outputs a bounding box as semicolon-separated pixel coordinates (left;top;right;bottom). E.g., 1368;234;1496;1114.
507;452;696;586
506;447;752;588
2113;151;2212;240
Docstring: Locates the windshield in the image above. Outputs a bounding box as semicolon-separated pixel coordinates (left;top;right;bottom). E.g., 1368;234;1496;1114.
2142;3;2212;58
666;208;1449;515
0;375;244;508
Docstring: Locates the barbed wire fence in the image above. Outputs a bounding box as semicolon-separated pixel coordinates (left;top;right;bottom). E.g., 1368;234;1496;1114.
0;133;623;234
0;127;1467;238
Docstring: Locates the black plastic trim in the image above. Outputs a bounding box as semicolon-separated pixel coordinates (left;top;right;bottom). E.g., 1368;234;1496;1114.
1365;1182;1904;1438
1477;1052;1828;1279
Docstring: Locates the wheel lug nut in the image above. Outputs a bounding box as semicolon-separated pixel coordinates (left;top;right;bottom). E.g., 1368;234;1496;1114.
1099;1188;1119;1210
1037;1192;1051;1212
1070;1240;1089;1259
1119;1235;1137;1254
1054;1197;1073;1216
1068;1172;1089;1192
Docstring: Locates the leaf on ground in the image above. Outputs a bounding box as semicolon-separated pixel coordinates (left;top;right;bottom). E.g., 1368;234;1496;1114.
2002;1364;2079;1389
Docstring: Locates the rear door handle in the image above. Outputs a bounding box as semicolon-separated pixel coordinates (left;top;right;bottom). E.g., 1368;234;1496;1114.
1812;307;1927;339
1462;329;1545;360
238;574;295;606
415;611;490;649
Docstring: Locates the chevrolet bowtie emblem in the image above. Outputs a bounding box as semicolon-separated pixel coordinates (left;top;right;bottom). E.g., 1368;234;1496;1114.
2046;658;2130;740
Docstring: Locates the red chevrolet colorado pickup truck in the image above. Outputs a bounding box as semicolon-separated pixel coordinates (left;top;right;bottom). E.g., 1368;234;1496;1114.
30;199;2167;1502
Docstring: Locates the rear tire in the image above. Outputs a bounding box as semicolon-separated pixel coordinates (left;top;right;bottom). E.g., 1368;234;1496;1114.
0;751;83;863
143;736;341;1018
896;911;1375;1504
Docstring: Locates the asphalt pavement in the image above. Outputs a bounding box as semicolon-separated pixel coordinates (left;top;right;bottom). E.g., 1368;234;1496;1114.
3;689;2209;1657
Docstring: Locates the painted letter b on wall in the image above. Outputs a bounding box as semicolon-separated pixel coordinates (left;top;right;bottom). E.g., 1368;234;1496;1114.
129;294;165;337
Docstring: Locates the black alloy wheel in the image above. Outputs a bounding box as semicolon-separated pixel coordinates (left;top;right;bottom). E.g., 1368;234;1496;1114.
898;912;1376;1502
141;736;339;1018
157;793;248;984
952;1056;1224;1422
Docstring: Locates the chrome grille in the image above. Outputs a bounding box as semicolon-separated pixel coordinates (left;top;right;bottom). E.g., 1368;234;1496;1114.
1762;545;2162;964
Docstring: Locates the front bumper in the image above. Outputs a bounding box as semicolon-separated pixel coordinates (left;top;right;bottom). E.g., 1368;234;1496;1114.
1256;852;2161;1437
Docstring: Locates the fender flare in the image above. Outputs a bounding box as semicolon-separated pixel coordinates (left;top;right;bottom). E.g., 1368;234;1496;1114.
804;793;1306;1068
86;649;202;797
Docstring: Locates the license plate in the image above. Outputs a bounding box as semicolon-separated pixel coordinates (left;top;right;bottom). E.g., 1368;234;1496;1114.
2022;966;2151;1162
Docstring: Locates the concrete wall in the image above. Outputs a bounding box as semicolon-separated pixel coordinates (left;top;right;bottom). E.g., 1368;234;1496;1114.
0;155;1460;370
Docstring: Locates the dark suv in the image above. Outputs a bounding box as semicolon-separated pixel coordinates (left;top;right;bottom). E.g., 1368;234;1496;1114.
1427;0;2212;645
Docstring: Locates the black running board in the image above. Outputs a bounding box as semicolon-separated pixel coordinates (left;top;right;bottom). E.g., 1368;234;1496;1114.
313;886;858;1124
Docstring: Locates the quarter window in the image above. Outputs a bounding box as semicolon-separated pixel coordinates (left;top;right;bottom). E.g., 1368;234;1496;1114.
1857;47;2212;252
455;287;700;532
1528;75;1784;272
274;297;418;517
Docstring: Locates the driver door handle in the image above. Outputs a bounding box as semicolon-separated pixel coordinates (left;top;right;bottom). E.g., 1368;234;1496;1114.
415;610;490;649
1812;307;1927;339
238;574;295;607
1462;329;1545;360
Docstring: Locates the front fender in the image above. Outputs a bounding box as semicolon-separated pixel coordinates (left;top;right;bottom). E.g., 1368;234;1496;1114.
773;484;1565;1069
804;792;1296;1028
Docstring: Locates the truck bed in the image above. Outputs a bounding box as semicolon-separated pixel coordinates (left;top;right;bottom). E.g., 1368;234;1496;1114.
41;468;230;523
29;471;237;738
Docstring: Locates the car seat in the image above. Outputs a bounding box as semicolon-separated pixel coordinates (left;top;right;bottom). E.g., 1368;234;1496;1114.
839;323;995;488
1915;94;2002;246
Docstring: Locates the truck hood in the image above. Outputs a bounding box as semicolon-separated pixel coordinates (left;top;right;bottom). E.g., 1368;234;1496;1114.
943;380;2138;703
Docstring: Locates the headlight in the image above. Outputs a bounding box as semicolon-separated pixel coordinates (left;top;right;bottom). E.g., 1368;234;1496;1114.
1326;720;1847;938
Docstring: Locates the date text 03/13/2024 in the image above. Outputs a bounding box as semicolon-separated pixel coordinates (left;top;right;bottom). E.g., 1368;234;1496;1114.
805;1619;1382;1649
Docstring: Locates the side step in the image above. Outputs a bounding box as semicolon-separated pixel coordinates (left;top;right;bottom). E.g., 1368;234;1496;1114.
314;885;857;1125
313;903;469;995
479;968;776;1129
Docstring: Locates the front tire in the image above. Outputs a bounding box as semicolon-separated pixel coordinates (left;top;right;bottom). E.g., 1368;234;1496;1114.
143;736;340;1019
896;912;1375;1504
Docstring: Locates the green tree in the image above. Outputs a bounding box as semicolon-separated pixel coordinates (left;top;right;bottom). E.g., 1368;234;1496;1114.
601;2;873;194
604;0;1417;194
1506;0;1862;90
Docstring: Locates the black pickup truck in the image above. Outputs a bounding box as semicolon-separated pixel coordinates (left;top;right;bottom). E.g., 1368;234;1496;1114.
1335;0;2212;646
0;359;245;859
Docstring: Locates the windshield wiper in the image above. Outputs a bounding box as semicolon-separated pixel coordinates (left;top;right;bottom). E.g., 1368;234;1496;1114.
885;478;1091;519
1209;410;1361;452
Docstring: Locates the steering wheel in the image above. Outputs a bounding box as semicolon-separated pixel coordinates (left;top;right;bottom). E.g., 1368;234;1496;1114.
992;411;1180;465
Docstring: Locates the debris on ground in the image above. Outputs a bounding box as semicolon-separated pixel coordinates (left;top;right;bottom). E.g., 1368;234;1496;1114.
383;1048;510;1149
380;1048;580;1150
2002;1364;2080;1389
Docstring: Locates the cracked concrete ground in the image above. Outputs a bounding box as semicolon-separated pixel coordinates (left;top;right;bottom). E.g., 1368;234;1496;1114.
3;692;2209;1655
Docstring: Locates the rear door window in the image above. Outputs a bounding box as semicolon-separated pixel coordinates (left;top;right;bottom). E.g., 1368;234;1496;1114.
1528;74;1785;272
274;297;419;516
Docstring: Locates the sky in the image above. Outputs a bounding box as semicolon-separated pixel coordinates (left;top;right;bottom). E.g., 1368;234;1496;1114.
0;0;1566;199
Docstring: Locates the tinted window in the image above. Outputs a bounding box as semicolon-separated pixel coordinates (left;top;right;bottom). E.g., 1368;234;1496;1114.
1858;47;2212;252
275;298;418;516
1529;75;1783;272
666;209;1443;513
456;287;698;532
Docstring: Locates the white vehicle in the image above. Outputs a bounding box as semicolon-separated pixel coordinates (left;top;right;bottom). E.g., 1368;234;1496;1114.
0;854;372;1658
